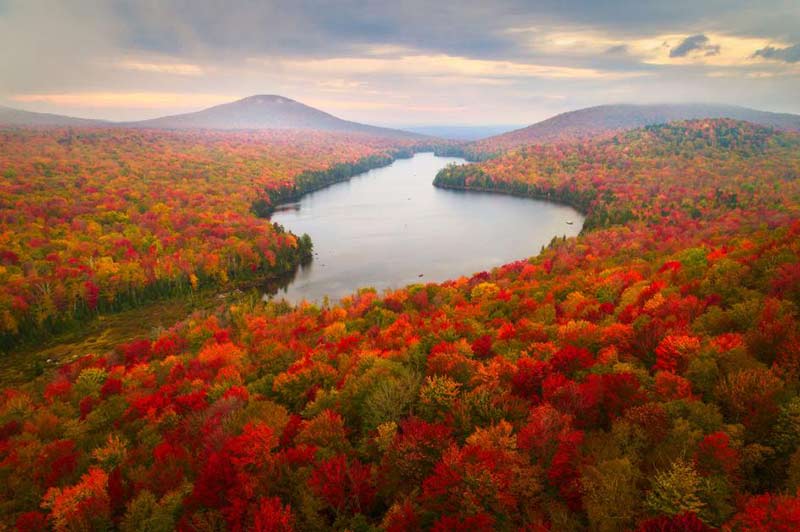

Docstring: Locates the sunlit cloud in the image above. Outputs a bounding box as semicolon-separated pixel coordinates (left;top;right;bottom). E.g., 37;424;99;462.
360;45;418;57
669;34;720;58
11;92;235;108
632;33;777;66
115;60;205;76
510;27;788;69
508;27;624;56
265;53;647;80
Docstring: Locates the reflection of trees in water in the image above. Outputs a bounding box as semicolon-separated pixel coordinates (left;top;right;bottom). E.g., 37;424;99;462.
261;253;313;300
272;202;301;214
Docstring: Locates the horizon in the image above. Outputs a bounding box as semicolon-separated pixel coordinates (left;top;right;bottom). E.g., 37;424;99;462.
1;1;799;125
3;95;798;131
0;93;529;129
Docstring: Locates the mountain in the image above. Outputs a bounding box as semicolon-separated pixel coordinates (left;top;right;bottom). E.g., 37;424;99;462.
0;96;426;140
471;103;800;154
127;95;425;139
0;105;108;127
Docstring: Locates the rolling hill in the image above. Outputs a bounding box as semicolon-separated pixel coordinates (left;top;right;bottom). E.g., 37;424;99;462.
126;95;425;139
470;103;800;155
0;105;108;127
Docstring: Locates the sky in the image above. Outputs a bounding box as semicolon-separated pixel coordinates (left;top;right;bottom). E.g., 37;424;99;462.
1;0;799;126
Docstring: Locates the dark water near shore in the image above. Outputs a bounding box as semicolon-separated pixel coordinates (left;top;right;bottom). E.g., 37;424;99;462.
270;152;583;303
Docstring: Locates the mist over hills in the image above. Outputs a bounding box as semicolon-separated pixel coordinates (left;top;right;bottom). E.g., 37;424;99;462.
471;103;800;152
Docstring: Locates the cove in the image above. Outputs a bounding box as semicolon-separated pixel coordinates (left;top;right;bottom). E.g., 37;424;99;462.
269;152;583;303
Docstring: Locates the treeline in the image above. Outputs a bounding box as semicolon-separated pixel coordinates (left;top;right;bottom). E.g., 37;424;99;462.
251;143;475;217
434;163;599;227
431;144;499;162
0;128;411;349
251;152;401;216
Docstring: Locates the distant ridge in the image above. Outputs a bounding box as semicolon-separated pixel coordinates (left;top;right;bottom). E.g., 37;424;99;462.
405;124;523;141
125;95;425;139
471;103;800;153
0;95;425;140
4;100;798;146
0;105;108;127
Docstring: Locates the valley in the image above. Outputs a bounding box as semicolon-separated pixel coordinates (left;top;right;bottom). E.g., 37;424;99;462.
1;96;799;530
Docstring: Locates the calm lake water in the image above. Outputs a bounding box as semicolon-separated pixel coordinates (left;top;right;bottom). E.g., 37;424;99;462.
269;152;583;303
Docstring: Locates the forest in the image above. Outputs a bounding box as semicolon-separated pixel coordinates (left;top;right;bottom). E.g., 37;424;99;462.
0;129;428;347
1;119;800;530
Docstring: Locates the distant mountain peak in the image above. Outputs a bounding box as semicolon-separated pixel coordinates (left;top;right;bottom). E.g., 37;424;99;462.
0;95;426;140
123;94;424;138
238;94;296;104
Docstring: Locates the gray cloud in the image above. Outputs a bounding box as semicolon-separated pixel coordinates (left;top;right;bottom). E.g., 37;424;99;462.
106;1;790;61
0;0;798;123
669;34;720;57
110;1;521;60
754;43;800;63
606;45;629;55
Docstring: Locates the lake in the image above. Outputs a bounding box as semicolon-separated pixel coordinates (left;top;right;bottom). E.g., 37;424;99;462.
269;152;583;303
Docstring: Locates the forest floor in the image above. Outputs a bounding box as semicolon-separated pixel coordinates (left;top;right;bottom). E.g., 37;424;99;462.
0;297;202;387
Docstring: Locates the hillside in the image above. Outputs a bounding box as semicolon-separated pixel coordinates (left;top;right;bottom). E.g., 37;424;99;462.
0;96;426;140
2;119;800;529
0;106;108;127
127;95;425;139
469;103;800;156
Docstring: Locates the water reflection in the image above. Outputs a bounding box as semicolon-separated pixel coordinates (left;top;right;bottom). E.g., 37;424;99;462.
268;152;584;303
272;203;301;214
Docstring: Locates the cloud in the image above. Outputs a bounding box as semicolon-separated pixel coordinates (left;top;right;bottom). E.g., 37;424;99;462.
637;33;777;66
269;53;647;80
11;92;234;108
1;0;799;122
116;60;205;75
106;1;799;63
606;44;629;55
512;28;773;69
669;34;720;57
754;43;800;63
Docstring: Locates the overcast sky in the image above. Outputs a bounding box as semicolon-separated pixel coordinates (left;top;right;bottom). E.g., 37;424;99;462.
1;0;798;126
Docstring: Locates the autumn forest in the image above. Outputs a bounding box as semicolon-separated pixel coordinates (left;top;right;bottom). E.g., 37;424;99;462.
0;110;798;531
2;4;800;529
